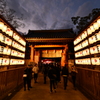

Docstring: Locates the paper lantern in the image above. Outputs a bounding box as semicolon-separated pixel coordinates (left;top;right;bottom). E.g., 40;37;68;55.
0;46;4;54
2;58;9;65
91;57;100;65
90;25;95;33
89;36;97;44
97;19;100;27
10;59;17;65
2;25;7;32
97;45;100;52
82;31;87;39
82;40;88;48
90;46;98;54
0;21;4;30
5;37;12;45
96;31;100;41
93;22;99;30
0;58;3;65
6;28;13;36
87;28;92;35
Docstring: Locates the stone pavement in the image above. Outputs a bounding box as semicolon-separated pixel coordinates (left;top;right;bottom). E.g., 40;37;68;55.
10;73;89;100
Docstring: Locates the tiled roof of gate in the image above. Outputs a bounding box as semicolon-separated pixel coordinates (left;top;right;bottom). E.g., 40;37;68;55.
24;29;76;38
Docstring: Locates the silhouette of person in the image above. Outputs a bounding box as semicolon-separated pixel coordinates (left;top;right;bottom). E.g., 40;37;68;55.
48;63;57;93
42;64;48;84
61;64;69;90
32;64;39;83
23;64;32;91
71;65;78;90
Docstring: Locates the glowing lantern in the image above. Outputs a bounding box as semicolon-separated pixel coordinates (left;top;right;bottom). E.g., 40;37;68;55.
5;37;12;45
82;31;87;39
0;58;3;65
87;28;92;35
6;28;13;36
91;57;100;65
10;59;17;65
2;25;7;32
97;19;100;27
83;49;89;56
96;31;100;41
89;36;96;44
93;22;99;30
2;58;9;65
90;46;98;54
0;33;3;42
0;21;4;30
90;25;95;33
97;45;100;52
82;40;88;48
0;46;4;54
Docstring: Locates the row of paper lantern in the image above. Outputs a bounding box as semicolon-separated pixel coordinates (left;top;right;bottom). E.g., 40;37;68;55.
11;50;25;58
0;58;25;65
42;50;62;54
75;57;100;65
0;32;26;52
42;53;62;58
74;31;100;51
0;21;26;46
13;33;26;46
75;45;100;58
74;18;100;45
12;41;25;52
0;45;25;58
0;33;12;45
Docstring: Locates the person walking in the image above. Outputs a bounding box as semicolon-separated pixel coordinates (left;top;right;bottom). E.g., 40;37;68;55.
23;65;32;91
71;65;78;90
32;64;39;83
55;63;61;86
48;64;57;93
42;64;48;84
61;64;69;90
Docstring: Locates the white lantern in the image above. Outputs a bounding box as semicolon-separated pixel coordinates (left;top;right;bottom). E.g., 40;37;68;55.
6;28;13;36
0;58;3;65
93;22;99;30
89;36;96;44
90;46;98;54
0;21;4;30
96;31;100;41
97;19;100;27
2;25;7;32
10;30;13;36
91;57;100;65
87;28;92;35
97;45;100;52
90;25;95;33
2;58;9;65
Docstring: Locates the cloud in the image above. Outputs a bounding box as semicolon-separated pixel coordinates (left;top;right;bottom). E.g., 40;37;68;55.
75;1;94;17
61;7;70;18
32;14;47;29
5;0;100;34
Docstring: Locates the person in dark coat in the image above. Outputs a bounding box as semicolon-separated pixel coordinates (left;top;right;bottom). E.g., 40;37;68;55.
56;63;61;82
42;64;48;84
23;64;33;91
28;64;33;88
61;64;69;90
71;65;78;90
48;63;57;93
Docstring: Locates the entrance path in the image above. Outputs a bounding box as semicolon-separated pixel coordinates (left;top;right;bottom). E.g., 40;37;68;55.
10;73;89;100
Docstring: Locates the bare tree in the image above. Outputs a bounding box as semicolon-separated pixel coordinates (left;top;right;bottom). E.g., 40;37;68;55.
71;8;100;32
0;0;25;29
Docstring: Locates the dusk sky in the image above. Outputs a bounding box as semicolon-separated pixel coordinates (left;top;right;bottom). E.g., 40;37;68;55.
6;0;100;34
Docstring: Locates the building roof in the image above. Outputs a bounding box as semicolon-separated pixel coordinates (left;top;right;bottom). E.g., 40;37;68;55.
24;29;76;38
